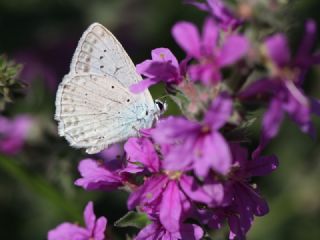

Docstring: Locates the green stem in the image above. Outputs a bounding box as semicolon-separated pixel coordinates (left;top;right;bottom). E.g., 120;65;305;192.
0;155;81;220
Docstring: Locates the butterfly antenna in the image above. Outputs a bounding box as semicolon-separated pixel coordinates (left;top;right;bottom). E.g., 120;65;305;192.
156;94;170;102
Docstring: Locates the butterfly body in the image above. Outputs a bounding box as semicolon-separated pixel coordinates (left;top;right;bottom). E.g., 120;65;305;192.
55;23;163;154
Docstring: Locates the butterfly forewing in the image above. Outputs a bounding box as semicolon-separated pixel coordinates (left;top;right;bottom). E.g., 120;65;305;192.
70;23;139;86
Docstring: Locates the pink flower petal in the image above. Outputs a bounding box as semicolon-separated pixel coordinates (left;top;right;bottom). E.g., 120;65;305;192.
172;21;201;58
151;48;179;68
94;217;107;240
160;181;182;232
264;34;290;68
129;79;157;93
219;35;249;66
84;201;96;233
202;18;219;55
47;223;89;240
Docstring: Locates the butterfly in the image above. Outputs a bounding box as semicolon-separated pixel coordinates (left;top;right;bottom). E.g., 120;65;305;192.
55;23;166;154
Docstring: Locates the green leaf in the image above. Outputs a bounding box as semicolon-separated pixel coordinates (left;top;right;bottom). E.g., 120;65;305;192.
114;211;151;229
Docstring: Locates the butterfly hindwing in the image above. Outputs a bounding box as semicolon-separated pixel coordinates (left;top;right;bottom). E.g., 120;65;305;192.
55;74;148;154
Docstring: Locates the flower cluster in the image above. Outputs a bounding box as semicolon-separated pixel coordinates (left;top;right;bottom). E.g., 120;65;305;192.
0;115;33;155
48;0;320;239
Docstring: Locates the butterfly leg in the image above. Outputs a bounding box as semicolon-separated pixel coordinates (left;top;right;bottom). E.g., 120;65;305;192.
132;125;142;137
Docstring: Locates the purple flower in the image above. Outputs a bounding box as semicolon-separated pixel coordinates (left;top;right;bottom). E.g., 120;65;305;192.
124;137;160;173
98;144;124;161
0;115;33;155
172;18;249;85
74;143;148;191
125;137;209;233
185;0;243;30
130;48;185;93
199;144;278;239
152;93;233;177
239;20;320;155
48;201;107;240
74;158;126;191
135;220;203;240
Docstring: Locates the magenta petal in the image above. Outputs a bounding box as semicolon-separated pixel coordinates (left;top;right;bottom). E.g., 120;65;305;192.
188;63;219;84
136;60;153;76
252;133;269;160
264;34;290;67
178;223;204;240
163;139;194;171
142;61;179;83
152;116;199;144
180;175;212;203
283;82;311;131
311;97;320;116
84;201;96;233
202;18;219;55
47;223;89;240
219;34;249;66
229;143;248;166
262;98;285;139
210;133;231;174
238;78;276;100
127;175;169;209
296;20;317;64
180;175;224;206
98;144;123;161
151;48;179;68
235;183;269;217
127;183;147;210
124;137;160;173
193;151;211;177
160;181;182;232
228;215;245;240
142;175;169;204
189;62;222;84
206;0;242;30
193;132;232;177
93;217;107;240
130;79;158;93
135;223;159;240
246;155;279;177
74;159;123;191
0;115;33;155
199;132;231;176
172;21;201;58
205;93;232;129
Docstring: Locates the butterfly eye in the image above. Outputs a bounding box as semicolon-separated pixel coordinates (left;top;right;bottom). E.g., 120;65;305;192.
155;99;167;115
146;110;149;116
156;101;164;111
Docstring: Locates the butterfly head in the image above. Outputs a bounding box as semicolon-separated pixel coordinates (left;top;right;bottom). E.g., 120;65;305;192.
155;99;167;116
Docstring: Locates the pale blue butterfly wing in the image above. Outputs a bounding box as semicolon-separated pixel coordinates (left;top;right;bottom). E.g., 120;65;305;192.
55;23;157;154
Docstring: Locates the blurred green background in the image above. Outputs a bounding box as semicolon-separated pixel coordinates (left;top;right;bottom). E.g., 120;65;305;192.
0;0;320;239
